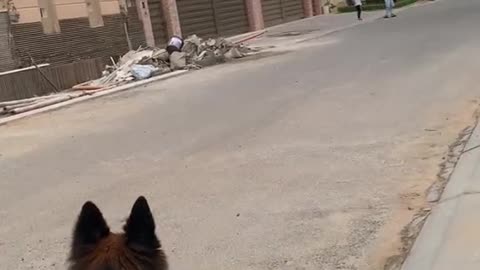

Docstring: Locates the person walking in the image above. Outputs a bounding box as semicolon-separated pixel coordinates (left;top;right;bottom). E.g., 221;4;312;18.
384;0;397;18
354;0;362;20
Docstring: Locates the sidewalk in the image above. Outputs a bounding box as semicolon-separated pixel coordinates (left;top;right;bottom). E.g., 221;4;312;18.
236;1;428;51
237;11;384;51
402;119;480;270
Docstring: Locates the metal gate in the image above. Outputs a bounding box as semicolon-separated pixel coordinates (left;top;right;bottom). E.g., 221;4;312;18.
176;0;249;38
148;0;168;45
262;0;304;27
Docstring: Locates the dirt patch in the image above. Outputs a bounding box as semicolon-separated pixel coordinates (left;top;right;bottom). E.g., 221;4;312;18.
364;99;480;270
382;121;476;270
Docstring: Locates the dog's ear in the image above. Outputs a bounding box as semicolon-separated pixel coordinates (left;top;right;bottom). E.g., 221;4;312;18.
124;196;160;253
70;201;110;260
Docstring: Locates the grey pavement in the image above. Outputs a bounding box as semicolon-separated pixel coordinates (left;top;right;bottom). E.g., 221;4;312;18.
264;10;383;36
1;0;480;270
239;10;385;51
402;117;480;268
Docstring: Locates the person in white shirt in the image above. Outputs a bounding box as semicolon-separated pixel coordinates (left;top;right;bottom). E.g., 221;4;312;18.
354;0;362;20
384;0;397;18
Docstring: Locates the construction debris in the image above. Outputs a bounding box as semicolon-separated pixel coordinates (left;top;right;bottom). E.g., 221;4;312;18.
182;34;253;66
0;34;257;118
73;34;255;91
169;51;186;70
0;92;91;116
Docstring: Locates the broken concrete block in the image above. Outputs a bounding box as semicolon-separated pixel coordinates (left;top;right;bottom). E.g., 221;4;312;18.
169;51;186;70
185;34;202;46
194;51;217;67
194;51;225;67
224;47;245;59
205;38;216;47
152;49;169;61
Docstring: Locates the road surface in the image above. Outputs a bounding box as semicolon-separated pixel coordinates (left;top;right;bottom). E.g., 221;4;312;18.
1;0;480;269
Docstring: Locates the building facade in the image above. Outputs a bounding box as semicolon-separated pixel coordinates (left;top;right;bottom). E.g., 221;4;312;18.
0;0;325;71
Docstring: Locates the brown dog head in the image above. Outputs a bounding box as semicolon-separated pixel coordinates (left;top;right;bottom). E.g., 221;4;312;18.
69;196;168;270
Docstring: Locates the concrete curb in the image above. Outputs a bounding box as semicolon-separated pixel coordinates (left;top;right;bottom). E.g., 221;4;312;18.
402;119;480;270
297;1;429;43
0;70;187;126
296;16;379;44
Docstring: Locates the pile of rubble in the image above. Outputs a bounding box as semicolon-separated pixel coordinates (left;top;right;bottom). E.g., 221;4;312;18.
0;35;256;117
74;35;255;91
182;35;253;67
73;49;173;91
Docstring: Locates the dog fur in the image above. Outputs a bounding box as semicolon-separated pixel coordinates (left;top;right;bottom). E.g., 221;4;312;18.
68;196;168;270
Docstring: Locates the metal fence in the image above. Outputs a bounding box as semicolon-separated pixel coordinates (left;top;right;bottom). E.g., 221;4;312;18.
0;58;106;102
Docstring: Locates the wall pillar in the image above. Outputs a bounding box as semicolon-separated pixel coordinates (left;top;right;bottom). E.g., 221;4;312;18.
38;0;60;33
313;0;323;15
161;0;182;37
245;0;264;31
136;0;155;46
303;0;314;17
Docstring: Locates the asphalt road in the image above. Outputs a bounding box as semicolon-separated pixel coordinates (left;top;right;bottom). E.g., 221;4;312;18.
1;0;480;269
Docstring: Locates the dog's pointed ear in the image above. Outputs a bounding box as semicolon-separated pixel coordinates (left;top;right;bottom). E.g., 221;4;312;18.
124;196;160;252
70;201;110;259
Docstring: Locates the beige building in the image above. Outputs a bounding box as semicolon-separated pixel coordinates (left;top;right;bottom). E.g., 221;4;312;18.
7;0;122;30
0;0;145;70
0;0;332;71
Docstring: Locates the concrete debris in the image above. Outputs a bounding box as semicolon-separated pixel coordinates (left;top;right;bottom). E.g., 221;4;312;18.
152;49;169;61
75;48;171;90
0;34;257;118
77;35;254;90
195;50;224;67
182;34;253;67
169;51;186;70
225;47;246;59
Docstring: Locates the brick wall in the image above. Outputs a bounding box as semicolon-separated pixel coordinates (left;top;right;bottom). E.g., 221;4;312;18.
11;7;145;67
